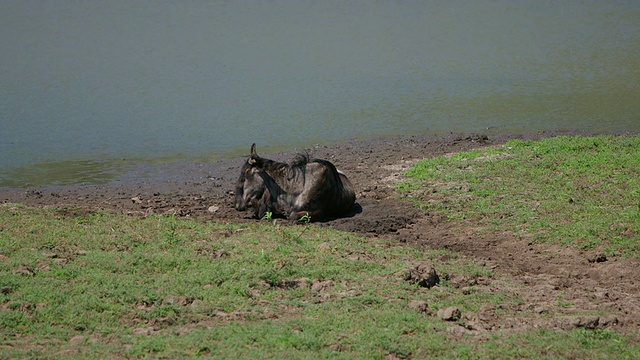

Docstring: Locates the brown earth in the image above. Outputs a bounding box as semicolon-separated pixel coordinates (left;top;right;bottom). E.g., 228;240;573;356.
2;130;639;337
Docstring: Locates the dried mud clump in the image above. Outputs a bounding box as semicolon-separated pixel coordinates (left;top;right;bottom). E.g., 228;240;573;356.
404;262;440;288
437;306;461;321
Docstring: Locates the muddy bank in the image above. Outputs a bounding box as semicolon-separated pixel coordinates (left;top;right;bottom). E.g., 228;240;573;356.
0;130;593;223
1;129;636;237
3;129;640;335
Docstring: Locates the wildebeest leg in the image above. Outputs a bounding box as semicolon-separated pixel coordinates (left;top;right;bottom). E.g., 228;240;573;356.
289;209;324;222
253;189;273;219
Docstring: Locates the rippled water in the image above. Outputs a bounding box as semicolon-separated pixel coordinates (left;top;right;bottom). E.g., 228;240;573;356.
1;1;639;186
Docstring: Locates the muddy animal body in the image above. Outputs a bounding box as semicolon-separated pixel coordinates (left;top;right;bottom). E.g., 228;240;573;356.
234;144;356;221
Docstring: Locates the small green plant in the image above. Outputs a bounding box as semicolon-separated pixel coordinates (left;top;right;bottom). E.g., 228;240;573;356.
298;212;311;224
161;215;181;246
261;211;273;221
261;212;311;243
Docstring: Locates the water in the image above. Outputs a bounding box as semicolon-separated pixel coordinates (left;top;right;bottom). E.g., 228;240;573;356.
2;1;639;187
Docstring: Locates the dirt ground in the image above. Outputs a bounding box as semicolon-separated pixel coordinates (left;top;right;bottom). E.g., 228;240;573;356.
3;130;639;337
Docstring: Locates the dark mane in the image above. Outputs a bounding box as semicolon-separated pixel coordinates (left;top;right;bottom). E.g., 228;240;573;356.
290;152;310;167
258;152;310;180
260;158;293;176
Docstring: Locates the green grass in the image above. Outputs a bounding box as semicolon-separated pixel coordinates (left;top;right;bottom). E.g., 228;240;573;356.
399;135;640;257
1;203;637;358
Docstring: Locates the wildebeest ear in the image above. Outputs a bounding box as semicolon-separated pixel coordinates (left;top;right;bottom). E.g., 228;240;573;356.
250;143;257;157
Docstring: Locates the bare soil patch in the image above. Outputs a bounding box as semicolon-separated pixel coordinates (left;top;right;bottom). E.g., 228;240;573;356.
3;130;639;336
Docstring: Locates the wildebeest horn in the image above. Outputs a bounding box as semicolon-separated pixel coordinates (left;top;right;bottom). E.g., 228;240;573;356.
248;143;258;165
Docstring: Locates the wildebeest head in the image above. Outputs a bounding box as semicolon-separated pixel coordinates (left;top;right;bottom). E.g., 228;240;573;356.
234;144;272;218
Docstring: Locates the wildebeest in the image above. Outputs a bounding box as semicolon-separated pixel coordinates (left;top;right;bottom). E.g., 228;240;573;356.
234;144;356;221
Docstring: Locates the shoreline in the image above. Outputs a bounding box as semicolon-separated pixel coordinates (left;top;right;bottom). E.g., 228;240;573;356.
3;129;636;190
3;128;635;190
2;129;637;227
